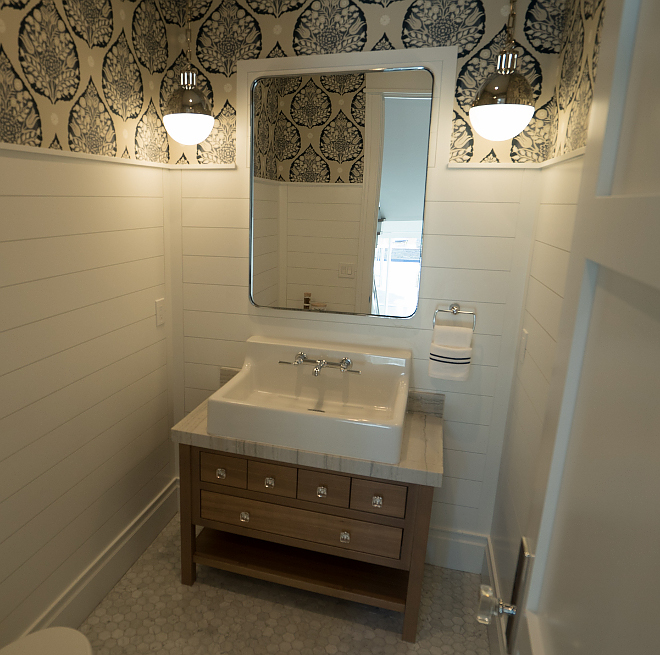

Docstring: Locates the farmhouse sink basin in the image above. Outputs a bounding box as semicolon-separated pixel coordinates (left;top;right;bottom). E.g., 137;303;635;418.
206;336;411;464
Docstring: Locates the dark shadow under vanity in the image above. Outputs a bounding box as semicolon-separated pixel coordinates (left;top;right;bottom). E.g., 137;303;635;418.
172;401;443;642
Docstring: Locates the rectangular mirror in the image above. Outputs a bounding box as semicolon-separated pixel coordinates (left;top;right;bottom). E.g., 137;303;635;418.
249;68;433;318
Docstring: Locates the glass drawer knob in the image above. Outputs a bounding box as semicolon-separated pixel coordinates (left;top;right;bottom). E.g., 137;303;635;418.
372;495;383;508
317;485;328;498
264;476;275;488
340;531;351;544
216;468;227;480
239;511;250;523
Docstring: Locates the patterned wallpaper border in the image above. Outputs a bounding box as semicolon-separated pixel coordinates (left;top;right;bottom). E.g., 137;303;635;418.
0;0;604;166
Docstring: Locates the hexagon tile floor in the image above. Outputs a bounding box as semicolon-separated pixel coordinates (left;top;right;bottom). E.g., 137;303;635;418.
79;515;490;655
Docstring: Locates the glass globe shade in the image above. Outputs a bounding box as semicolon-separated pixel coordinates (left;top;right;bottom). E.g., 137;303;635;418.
468;104;535;141
163;113;214;146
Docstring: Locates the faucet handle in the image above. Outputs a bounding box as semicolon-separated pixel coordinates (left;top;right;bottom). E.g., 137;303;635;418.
293;352;307;365
339;358;352;372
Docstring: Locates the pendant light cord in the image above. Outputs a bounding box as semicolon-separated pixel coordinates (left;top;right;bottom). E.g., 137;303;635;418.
185;0;192;66
504;0;518;51
181;0;195;90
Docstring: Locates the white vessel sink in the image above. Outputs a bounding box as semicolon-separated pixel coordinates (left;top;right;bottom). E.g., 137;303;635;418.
206;336;411;465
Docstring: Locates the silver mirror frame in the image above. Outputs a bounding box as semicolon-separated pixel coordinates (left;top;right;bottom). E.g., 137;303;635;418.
237;47;458;319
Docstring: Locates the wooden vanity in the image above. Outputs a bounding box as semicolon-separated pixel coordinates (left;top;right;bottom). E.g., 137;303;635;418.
172;401;443;642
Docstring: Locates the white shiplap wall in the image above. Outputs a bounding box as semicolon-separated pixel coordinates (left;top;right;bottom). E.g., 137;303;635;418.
0;150;176;644
179;163;539;572
490;156;584;603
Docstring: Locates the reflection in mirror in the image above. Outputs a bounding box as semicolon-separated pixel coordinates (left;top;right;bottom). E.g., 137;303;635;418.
250;68;433;318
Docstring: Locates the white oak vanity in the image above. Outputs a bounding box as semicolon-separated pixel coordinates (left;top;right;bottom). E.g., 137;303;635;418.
172;401;443;642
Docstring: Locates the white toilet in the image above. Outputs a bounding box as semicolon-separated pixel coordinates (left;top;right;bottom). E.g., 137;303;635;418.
0;628;92;655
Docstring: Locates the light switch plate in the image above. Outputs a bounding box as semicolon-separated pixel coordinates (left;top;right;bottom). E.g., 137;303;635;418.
155;298;165;326
338;262;355;279
519;328;529;364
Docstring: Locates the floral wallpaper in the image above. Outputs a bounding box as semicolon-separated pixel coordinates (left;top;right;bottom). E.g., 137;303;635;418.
253;73;364;183
0;0;603;165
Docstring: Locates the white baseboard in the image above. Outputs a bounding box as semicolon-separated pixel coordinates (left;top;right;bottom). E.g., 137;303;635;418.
27;478;179;634
425;528;488;574
484;536;507;655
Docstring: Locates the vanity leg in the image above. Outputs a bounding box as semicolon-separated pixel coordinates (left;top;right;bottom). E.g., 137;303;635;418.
179;444;196;585
402;485;434;642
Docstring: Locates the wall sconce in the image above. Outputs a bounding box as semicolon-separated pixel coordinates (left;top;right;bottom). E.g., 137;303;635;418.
163;0;214;146
469;0;535;141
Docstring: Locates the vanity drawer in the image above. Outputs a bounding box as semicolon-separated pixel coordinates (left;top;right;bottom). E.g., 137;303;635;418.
248;460;297;498
350;479;408;518
297;469;351;508
200;491;402;560
200;452;247;489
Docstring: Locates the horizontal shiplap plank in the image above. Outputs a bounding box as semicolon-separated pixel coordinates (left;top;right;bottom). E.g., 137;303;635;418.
287;202;361;222
433;477;482;508
252;251;279;277
525;276;563;341
253;217;278;238
184;362;221;391
0;454;172;639
422;236;514;271
0;197;163;241
0;228;164;287
0;153;163;197
535;203;577;251
181;197;249;228
0;317;163;420
539;157;583;204
530;241;570;297
440;391;494;425
288;219;360;239
184;337;247;368
288;236;359;256
0;393;168;542
443;449;487;481
182;255;249;286
0;285;164;377
521;310;557;383
183;284;249;313
286;184;363;204
185;387;214;413
182;227;249;257
0;257;165;333
425;167;523;203
0;366;168;504
423;202;518;237
181;168;249;199
419;268;510;303
287;267;357;289
0;419;170;620
442;420;490;454
0;341;166;464
289;253;358;272
430;502;478;533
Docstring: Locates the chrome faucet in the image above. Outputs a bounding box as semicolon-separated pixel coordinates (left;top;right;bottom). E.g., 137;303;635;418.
293;352;307;365
313;359;326;376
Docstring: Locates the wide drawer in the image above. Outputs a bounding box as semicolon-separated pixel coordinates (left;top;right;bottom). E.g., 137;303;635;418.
248;460;297;498
200;490;402;560
350;478;408;518
297;469;351;508
200;452;247;489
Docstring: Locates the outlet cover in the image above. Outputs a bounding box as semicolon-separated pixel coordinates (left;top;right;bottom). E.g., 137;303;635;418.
155;298;165;326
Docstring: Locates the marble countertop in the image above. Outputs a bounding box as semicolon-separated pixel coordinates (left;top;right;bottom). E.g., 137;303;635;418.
171;401;443;487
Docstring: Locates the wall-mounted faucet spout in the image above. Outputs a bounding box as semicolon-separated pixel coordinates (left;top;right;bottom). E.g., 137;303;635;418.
313;359;326;376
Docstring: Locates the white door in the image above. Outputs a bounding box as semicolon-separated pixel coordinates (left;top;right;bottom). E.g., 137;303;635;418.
517;0;660;654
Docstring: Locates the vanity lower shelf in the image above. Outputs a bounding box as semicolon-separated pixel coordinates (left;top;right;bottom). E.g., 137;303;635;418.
194;528;409;612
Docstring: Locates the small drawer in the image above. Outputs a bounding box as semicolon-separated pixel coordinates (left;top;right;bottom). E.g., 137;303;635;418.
297;469;351;508
248;460;297;498
200;452;247;489
350;478;407;518
200;491;402;559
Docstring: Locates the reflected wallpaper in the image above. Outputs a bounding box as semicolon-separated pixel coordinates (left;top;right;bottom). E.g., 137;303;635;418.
0;0;604;164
